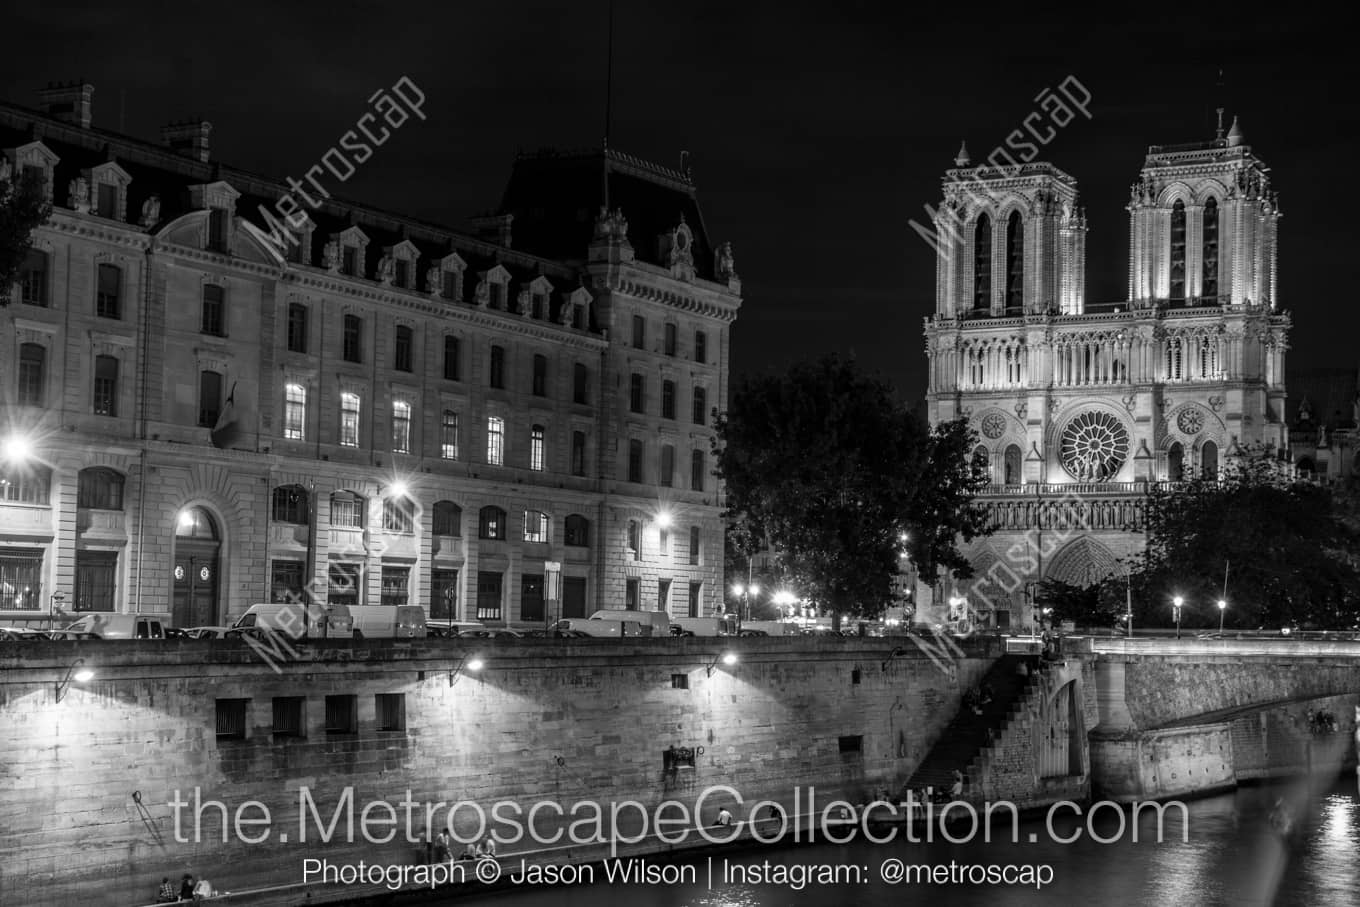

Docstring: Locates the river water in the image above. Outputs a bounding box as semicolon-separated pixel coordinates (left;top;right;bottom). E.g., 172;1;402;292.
435;776;1360;907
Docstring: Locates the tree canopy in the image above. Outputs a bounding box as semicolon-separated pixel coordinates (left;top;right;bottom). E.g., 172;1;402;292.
0;167;51;303
714;355;989;617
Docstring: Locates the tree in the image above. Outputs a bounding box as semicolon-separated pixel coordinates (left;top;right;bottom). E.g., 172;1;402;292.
1135;448;1360;629
714;355;989;618
0;166;52;304
1035;578;1121;628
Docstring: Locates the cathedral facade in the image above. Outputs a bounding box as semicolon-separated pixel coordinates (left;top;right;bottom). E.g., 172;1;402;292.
924;118;1288;629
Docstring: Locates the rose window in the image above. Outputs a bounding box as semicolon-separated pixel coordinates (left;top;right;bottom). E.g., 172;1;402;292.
981;412;1007;440
1176;408;1204;435
1060;411;1130;481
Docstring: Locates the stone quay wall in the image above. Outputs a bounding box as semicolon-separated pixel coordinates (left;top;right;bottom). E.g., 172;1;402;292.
0;635;998;907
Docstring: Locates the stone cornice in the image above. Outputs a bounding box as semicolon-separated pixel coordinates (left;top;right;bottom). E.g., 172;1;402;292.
43;212;152;252
607;275;740;323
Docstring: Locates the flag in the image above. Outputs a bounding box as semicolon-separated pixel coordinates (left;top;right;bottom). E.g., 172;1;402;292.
211;381;242;449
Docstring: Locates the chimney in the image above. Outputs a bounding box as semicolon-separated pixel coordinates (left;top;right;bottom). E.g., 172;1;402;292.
162;119;213;163
36;81;94;129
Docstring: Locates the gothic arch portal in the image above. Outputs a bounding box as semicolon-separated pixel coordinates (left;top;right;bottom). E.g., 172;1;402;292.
1044;536;1119;588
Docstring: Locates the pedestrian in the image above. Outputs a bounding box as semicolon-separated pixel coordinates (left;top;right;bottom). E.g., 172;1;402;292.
179;875;195;902
156;877;176;903
950;769;965;799
480;836;497;858
192;877;214;902
715;807;733;827
434;829;451;863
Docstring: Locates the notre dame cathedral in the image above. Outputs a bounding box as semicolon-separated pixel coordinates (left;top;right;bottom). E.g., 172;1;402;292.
923;116;1288;630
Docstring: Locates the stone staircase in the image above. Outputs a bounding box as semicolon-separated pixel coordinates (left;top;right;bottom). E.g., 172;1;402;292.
902;653;1042;797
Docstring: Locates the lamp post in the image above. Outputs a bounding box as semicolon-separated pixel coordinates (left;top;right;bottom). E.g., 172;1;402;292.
1172;595;1184;640
731;583;759;625
1217;599;1227;636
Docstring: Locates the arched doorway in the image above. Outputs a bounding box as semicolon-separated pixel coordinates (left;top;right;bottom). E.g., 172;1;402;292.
173;507;220;627
1201;441;1218;480
1168;443;1184;482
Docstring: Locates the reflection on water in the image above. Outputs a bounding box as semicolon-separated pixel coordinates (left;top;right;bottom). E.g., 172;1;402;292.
435;778;1360;907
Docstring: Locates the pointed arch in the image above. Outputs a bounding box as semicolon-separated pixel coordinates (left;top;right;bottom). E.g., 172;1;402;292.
1005;210;1024;314
1044;536;1119;588
1201;196;1220;301
973;213;992;313
1169;199;1187;302
1201;440;1218;480
1168;442;1184;482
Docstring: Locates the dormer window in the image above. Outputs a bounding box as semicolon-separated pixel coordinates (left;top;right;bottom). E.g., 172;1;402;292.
480;264;511;310
207;208;230;252
383;240;420;290
332;226;370;279
532;292;547;319
188;181;240;252
9;142;60;203
89;162;132;223
394;259;409;288
439;252;467;302
342;246;357;276
490;282;505;309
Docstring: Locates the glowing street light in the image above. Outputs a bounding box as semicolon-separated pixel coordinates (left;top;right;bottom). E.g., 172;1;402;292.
1172;595;1184;639
2;434;34;463
1217;599;1227;636
656;511;673;529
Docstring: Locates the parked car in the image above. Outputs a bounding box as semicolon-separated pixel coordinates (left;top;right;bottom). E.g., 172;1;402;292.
427;620;487;638
0;627;51;641
739;620;802;637
181;626;235;639
58;613;167;639
457;628;524;639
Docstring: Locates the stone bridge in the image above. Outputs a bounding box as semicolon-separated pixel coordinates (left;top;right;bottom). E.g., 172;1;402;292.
1079;639;1360;801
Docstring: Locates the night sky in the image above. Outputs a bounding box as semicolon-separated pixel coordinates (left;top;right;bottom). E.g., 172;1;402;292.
4;4;1353;407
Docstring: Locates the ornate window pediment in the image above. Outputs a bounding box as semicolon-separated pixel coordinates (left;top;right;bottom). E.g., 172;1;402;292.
379;240;421;289
188;180;240;213
7;141;59;202
87;161;132;222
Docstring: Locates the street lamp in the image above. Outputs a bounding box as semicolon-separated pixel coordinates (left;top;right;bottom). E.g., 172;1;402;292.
731;583;759;623
2;433;34;463
1217;599;1227;636
1172;595;1184;640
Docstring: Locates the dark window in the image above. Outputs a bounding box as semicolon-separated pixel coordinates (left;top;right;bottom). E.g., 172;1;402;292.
341;246;357;276
573;363;588;404
342;315;363;363
443;336;461;380
490;282;505;309
1005;211;1024;314
201;285;225;336
689;526;701;566
838;735;863;754
198;371;223;427
394;326;413;372
96;182;118;220
490;345;505;389
383;496;416;533
0;466;51;505
272;697;305;738
1169;200;1187;302
1203;441;1219;480
270;560;305;603
287;303;308;353
973;213;991;312
433;501;462;536
659;445;674;487
630;374;645;413
476;571;503;621
78;468;124;510
330;493;365;528
17;343;45;406
627;520;640;556
479;506;506;540
1202;198;1219;300
563;576;587;619
1168;443;1184;482
671;674;689;690
531;292;546;319
96;263;121;319
664;323;677;356
328;562;361;607
628;439;644;483
659;578;672;611
0;550;43;609
692;387;707;425
20;249;48;306
852;668;862;685
441;411;459;459
376;693;406;732
565;514;590;547
215;699;249;740
632;314;645;349
529;425;545;472
521;574;545;622
571;431;587;477
74;551;116;612
532;354;548;397
324;695;358;734
93;353;119;418
272;486;309;524
691;449;706;491
625;578;639;610
695;330;707;364
662;381;676;419
381;566;410;607
431;568;458;620
442;269;459;300
394;259;409;289
207;208;229;252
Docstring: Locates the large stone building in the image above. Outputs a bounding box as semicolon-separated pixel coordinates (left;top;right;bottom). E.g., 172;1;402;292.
0;82;741;629
925;117;1288;628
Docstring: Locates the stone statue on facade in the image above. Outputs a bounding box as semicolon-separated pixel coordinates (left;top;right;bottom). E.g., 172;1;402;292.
715;241;737;280
425;265;441;295
139;194;161;228
322;240;339;272
0;157;12;185
473;279;490;307
68;176;90;212
376;254;395;286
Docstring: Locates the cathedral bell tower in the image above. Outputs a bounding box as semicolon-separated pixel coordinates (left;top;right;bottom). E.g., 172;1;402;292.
1127;113;1280;308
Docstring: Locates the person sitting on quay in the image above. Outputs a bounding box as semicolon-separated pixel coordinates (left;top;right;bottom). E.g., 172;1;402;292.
179;875;195;902
477;836;497;859
950;770;965;800
155;877;176;903
433;830;452;864
715;807;734;827
459;842;478;861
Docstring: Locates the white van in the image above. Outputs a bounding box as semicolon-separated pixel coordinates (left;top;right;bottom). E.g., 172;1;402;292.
589;609;669;637
349;605;427;639
231;602;352;640
739;620;801;637
670;617;738;637
60;613;166;639
556;618;645;637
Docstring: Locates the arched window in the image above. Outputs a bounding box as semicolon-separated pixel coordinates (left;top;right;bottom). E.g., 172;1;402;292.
271;485;309;524
973;213;992;313
1201;441;1218;480
478;505;506;540
1004;445;1023;486
1005;211;1024;314
1201;197;1219;300
330;491;366;529
76;467;124;510
433;500;462;536
1169;200;1186;302
1168;443;1184;482
382;495;416;533
565;514;590;547
176;506;218;539
971;445;990;479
